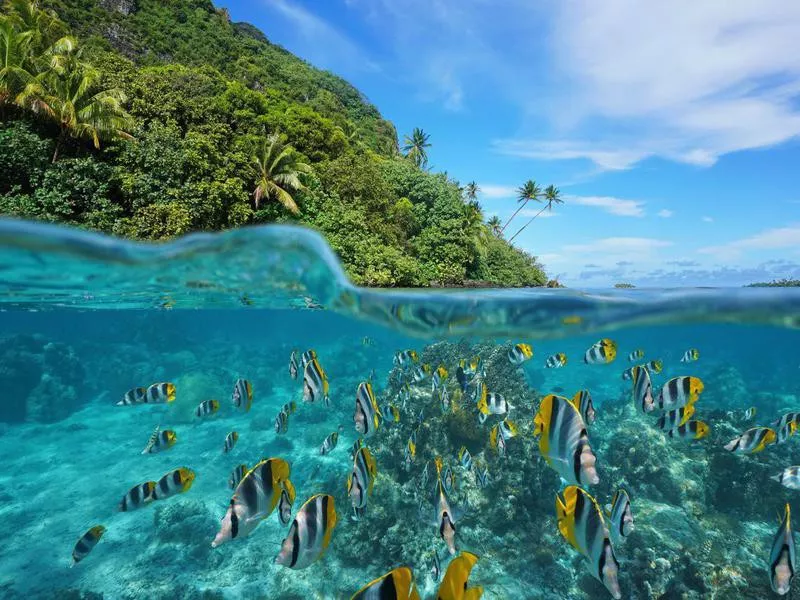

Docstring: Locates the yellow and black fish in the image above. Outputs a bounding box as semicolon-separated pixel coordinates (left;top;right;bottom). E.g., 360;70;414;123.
770;503;796;595
680;348;700;363
666;420;710;441
584;339;617;365
627;349;644;362
433;457;457;555
436;551;483;600
347;446;378;520
117;387;146;406
354;381;381;437
555;485;622;599
605;489;634;543
152;467;195;501
351;566;421;600
393;349;419;368
223;431;239;453
404;430;417;469
508;343;533;365
320;430;340;455
656;405;695;431
145;382;176;404
195;399;219;418
118;481;155;512
632;365;655;413
141;425;177;454
303;358;330;406
458;446;472;471
724;427;776;453
477;388;512;416
289;350;299;380
231;378;252;413
570;389;596;425
228;463;248;490
274;409;289;434
409;363;432;383
301;349;317;369
460;356;482;377
277;478;296;526
275;494;337;569
534;394;599;486
545;353;568;369
431;365;449;392
71;525;106;567
655;376;703;411
489;419;517;457
361;336;375;347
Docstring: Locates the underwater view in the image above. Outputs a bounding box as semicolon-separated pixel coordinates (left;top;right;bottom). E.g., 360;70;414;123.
0;219;799;600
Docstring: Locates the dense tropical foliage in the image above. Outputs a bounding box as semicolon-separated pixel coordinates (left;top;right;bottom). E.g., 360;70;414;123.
745;279;800;287
0;0;547;287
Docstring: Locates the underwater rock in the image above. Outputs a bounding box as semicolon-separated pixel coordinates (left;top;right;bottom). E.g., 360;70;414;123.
153;499;217;553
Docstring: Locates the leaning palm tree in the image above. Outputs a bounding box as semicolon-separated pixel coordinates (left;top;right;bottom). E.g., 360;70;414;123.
402;127;431;169
0;15;35;109
464;181;480;203
18;42;133;161
487;215;502;236
252;133;312;214
500;179;540;233
508;184;563;243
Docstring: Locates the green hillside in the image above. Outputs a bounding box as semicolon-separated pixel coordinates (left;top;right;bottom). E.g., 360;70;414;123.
0;0;548;287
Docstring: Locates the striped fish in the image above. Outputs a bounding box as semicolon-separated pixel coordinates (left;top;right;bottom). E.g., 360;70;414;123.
404;430;417;469
772;467;800;490
274;409;289;434
117;387;146;406
398;382;411;408
393;350;418;368
303;358;329;405
228;464;248;490
508;343;533;365
118;481;155;512
277;479;296;525
141;425;177;454
319;431;339;455
212;458;292;547
533;394;599;486
545;353;568;368
632;365;655;413
724;427;776;453
438;386;451;413
489;422;507;457
301;349;317;369
433;457;457;555
442;464;456;494
772;413;800;444
409;364;432;383
680;348;700;363
570;389;596;425
351;566;421;600
460;356;482;377
146;382;175;404
347;446;378;520
555;486;622;599
195;399;219;418
770;503;796;595
655;376;704;411
384;403;400;423
431;550;442;582
223;431;239;453
584;339;618;365
152;467;195;501
477;390;512;416
645;359;664;374
744;407;757;420
437;551;483;599
458;446;472;471
231;378;252;413
627;349;644;362
289;350;299;380
274;494;337;569
354;381;381;437
71;525;106;567
655;405;695;431
475;462;489;488
604;489;633;542
431;365;448;392
667;420;710;440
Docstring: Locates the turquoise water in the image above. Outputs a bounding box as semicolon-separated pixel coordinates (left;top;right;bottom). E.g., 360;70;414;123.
1;219;799;599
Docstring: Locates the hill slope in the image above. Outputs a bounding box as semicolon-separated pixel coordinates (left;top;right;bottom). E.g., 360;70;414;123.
0;0;548;287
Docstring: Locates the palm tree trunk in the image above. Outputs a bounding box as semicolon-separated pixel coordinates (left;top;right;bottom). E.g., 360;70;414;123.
500;200;527;233
508;204;548;243
52;129;66;163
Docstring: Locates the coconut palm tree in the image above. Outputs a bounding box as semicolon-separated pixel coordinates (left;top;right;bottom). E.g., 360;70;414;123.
464;181;480;203
487;215;502;236
508;184;563;243
18;41;133;161
0;14;35;109
500;179;540;233
252;133;312;214
402;127;431;169
461;200;488;254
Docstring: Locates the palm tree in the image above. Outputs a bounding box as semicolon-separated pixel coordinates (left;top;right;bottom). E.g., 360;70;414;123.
508;184;563;243
402;127;431;169
464;181;480;203
500;179;540;233
252;133;312;214
18;42;133;162
461;200;488;254
487;215;502;236
0;15;34;109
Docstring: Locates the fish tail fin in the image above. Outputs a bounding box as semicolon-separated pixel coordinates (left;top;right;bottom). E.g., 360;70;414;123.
723;438;739;452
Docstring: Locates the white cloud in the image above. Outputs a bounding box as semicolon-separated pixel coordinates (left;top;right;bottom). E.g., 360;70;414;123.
699;224;800;259
657;209;673;218
500;0;800;169
563;237;672;254
569;195;645;217
519;209;558;218
702;216;714;223
478;184;518;199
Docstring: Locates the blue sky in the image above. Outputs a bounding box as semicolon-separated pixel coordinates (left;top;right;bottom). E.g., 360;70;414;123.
219;0;800;287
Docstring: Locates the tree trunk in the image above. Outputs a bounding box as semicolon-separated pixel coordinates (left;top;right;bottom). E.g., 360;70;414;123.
52;129;66;163
508;204;548;243
500;200;528;233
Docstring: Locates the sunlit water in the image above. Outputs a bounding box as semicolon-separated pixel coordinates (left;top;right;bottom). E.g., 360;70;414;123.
0;219;799;600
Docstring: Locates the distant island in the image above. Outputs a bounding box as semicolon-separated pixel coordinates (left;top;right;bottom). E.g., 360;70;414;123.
0;0;555;288
745;279;800;287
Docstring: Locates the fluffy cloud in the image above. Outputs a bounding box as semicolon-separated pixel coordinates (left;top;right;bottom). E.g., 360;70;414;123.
657;209;673;218
699;224;800;259
568;196;645;217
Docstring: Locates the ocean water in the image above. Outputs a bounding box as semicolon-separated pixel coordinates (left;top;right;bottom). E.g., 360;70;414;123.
1;219;799;600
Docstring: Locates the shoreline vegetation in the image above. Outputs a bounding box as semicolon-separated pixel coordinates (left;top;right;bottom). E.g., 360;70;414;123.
0;0;558;288
745;279;800;288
